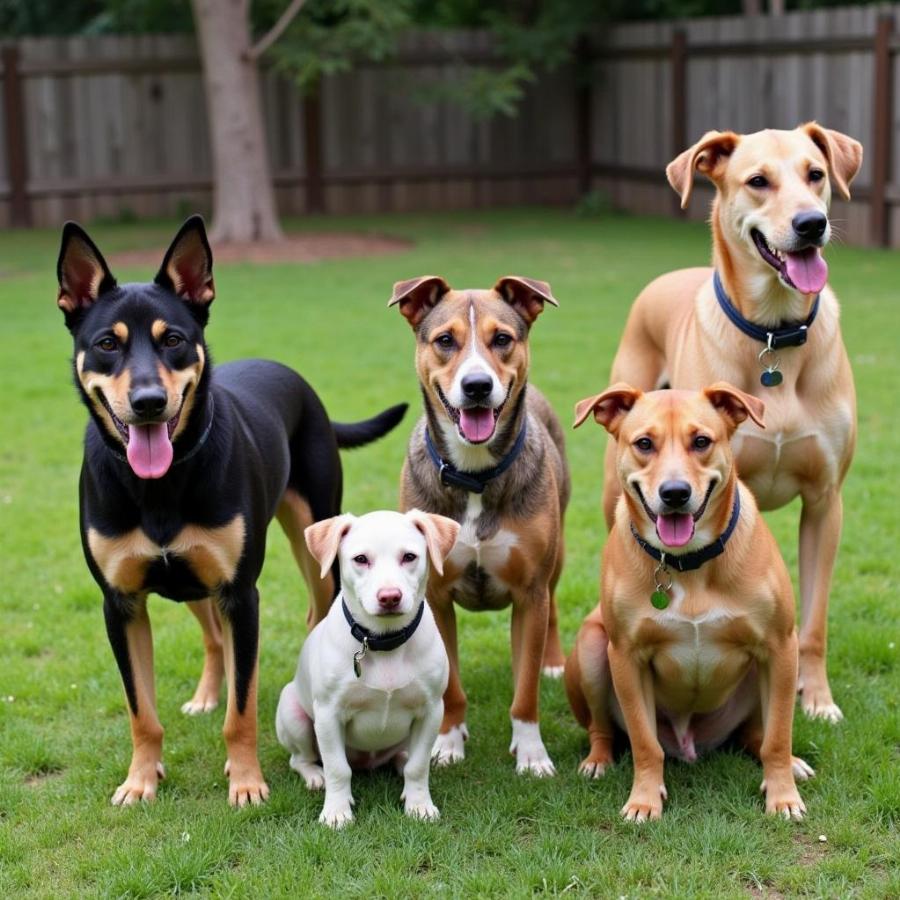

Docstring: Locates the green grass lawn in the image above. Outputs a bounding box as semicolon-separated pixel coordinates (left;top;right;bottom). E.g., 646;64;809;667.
0;209;897;898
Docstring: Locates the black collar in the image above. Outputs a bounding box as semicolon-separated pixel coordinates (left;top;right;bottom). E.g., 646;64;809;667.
714;271;819;350
425;420;527;494
106;396;215;469
342;597;424;651
630;488;742;573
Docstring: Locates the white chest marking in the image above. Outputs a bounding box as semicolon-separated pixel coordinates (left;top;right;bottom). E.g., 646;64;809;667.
448;494;518;574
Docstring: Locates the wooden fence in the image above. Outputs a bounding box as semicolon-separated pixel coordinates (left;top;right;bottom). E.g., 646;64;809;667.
2;5;900;246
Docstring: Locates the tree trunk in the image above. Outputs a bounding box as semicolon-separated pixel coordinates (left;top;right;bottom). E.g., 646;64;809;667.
191;0;283;243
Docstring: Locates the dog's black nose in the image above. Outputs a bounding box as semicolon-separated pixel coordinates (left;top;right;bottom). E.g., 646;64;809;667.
792;210;827;242
461;372;493;402
129;386;168;420
659;480;692;509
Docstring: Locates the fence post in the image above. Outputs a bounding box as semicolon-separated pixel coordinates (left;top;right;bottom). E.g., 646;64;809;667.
671;29;687;217
303;78;324;214
871;15;893;248
2;44;31;227
575;36;593;198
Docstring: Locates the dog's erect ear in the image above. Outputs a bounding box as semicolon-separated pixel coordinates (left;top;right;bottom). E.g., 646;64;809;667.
304;514;356;579
388;276;451;328
406;509;460;577
666;130;741;208
57;222;117;327
155;215;215;306
704;382;766;433
573;383;642;435
801;122;863;201
494;276;558;327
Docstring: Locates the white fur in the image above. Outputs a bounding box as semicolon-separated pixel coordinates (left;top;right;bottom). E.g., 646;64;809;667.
275;511;449;828
509;719;555;777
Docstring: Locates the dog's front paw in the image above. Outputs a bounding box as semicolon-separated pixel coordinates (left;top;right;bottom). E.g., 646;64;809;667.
800;690;843;724
432;724;468;767
319;801;354;829
621;781;667;823
761;777;806;821
224;758;269;807
403;789;440;821
542;665;565;679
792;756;815;781
111;760;165;806
180;695;219;715
289;756;325;791
510;719;555;777
578;755;611;779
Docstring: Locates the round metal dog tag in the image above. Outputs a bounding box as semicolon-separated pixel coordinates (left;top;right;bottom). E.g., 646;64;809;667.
650;590;670;610
760;369;783;388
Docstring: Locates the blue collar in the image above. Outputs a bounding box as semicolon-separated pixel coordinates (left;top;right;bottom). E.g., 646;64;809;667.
341;597;424;651
630;488;741;573
425;420;527;494
713;271;819;350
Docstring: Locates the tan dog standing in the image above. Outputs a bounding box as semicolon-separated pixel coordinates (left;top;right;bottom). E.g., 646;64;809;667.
391;276;570;775
604;124;862;722
567;384;812;821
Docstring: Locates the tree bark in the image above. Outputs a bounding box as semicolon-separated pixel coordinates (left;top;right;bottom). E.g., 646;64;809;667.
191;0;283;243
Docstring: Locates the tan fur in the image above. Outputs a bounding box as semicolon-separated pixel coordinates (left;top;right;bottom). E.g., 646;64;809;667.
151;319;168;341
568;387;808;820
157;345;205;442
77;350;132;443
112;322;129;342
605;124;860;722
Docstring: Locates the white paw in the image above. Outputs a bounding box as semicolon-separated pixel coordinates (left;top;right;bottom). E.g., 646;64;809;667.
432;724;468;767
405;798;440;821
510;719;555;777
180;697;218;715
542;665;564;679
578;758;609;779
792;757;816;781
289;756;325;791
319;803;354;829
801;698;843;724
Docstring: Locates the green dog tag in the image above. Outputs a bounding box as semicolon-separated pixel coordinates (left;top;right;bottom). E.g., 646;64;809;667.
650;590;669;610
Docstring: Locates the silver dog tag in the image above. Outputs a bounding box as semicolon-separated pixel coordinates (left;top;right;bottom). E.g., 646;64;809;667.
353;637;368;678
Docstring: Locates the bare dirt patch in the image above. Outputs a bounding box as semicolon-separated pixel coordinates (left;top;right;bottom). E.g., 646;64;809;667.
109;233;413;268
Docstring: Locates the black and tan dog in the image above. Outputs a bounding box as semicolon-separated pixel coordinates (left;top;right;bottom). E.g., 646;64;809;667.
391;276;569;775
58;216;406;806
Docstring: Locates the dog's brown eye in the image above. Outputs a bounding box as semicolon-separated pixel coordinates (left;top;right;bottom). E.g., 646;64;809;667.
809;168;825;183
96;336;117;353
747;175;769;189
493;332;513;348
401;552;417;564
164;333;183;348
693;435;712;450
634;437;653;452
435;333;455;350
352;554;369;566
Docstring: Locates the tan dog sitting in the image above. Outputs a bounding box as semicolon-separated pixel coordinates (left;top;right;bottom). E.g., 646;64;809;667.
566;384;813;822
604;124;862;723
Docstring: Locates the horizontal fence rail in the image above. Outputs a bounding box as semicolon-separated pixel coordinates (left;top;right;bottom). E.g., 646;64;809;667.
1;5;899;245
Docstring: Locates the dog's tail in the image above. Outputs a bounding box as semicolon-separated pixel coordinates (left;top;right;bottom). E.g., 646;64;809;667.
332;403;408;450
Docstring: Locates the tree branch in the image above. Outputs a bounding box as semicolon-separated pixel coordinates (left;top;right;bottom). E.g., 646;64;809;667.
246;0;307;62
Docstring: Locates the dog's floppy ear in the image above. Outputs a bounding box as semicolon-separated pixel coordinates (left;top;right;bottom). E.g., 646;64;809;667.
388;276;451;328
667;130;740;208
304;514;356;579
704;382;765;433
57;222;117;329
494;276;558;327
155;215;215;308
801;122;863;201
406;509;460;577
574;383;642;435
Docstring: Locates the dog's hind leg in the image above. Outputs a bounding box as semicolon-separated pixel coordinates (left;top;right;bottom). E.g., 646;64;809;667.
104;595;166;805
275;682;324;791
219;587;269;807
276;489;335;628
181;598;224;715
542;540;566;678
565;620;614;778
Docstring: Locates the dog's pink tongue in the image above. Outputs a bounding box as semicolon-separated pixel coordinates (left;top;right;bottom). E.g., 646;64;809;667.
126;423;173;479
459;407;495;443
784;247;828;295
656;513;694;548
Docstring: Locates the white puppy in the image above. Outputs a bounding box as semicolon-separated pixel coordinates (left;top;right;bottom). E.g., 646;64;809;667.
276;509;460;828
